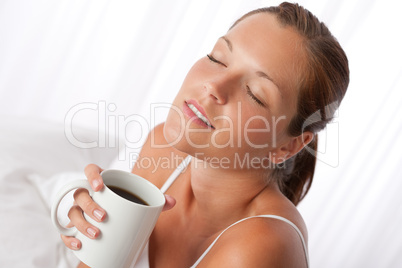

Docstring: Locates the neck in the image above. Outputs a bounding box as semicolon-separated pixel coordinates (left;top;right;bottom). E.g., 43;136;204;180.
186;157;280;234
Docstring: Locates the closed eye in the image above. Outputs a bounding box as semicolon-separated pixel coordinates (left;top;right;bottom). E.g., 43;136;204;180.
247;86;265;107
207;54;226;67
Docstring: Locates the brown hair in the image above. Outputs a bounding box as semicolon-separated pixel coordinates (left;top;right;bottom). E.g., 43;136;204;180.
233;2;350;205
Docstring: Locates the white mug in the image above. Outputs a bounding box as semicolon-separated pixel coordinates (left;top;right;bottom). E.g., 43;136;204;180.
51;170;165;268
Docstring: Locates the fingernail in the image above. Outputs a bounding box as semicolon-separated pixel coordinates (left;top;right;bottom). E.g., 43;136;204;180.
93;209;104;221
92;179;101;190
71;241;79;250
87;227;97;238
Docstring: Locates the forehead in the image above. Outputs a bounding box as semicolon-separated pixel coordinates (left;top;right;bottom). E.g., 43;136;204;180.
226;13;305;92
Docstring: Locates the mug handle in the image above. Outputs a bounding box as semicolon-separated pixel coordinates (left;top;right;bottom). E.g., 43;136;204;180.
51;180;94;236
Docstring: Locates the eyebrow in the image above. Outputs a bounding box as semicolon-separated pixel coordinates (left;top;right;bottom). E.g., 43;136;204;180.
256;71;276;87
220;36;233;52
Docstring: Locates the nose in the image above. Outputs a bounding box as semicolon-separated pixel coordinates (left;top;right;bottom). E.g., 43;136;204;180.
203;77;233;105
204;84;226;104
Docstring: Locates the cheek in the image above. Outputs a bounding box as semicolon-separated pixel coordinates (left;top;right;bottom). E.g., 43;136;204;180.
239;111;289;149
181;59;207;86
241;116;272;148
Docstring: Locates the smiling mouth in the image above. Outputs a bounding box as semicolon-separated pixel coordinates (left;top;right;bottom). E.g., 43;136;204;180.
186;102;215;129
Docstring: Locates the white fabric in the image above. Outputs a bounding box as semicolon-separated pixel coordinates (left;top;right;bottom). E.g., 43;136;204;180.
1;0;402;267
0;116;118;268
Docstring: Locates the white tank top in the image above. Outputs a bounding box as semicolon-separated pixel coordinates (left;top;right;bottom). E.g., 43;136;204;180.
134;155;309;267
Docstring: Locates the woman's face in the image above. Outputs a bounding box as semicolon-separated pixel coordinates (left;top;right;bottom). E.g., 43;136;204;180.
164;13;305;168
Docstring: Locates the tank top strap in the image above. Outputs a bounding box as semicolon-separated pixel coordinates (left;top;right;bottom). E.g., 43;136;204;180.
135;155;192;268
190;215;309;268
160;155;192;194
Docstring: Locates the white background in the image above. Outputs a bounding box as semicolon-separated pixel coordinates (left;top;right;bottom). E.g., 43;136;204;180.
1;0;402;267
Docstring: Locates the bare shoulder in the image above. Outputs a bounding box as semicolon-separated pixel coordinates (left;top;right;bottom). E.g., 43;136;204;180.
198;215;308;268
131;123;188;188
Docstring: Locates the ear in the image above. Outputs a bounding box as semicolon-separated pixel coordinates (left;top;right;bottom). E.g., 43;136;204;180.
270;132;314;164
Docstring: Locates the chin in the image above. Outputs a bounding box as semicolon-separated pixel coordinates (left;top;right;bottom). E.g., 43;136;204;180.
163;120;179;144
163;118;189;151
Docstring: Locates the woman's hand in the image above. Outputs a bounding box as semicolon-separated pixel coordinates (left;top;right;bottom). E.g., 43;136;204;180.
60;164;176;250
60;164;105;250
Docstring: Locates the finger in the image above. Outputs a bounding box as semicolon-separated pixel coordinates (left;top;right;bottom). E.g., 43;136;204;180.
68;205;100;239
84;164;104;191
61;221;82;250
163;194;176;211
61;234;82;250
73;188;106;222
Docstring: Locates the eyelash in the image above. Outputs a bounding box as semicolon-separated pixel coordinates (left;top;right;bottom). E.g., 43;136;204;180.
207;54;264;107
247;86;265;107
207;54;225;66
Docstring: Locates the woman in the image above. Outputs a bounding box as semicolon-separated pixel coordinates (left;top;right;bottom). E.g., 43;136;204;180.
62;2;349;267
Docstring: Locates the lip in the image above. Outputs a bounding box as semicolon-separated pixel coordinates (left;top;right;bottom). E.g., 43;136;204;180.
183;100;215;129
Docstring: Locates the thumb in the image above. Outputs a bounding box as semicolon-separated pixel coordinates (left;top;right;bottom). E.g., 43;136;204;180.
162;194;176;211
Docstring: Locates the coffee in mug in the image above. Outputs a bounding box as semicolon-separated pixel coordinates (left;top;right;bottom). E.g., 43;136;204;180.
108;185;149;206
